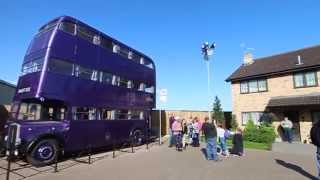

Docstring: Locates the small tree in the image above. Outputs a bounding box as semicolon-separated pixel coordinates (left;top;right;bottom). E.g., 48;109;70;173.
212;96;225;125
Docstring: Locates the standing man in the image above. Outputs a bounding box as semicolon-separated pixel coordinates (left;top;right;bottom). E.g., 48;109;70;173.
202;117;220;161
0;105;9;155
168;114;175;147
280;117;293;143
311;120;320;179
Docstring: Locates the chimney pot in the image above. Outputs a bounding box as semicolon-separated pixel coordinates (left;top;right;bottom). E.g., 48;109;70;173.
243;52;254;65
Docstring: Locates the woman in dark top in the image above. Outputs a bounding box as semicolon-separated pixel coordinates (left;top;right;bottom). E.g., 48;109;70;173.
231;128;244;156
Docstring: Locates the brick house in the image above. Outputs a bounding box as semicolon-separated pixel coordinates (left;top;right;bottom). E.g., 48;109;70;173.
226;45;320;143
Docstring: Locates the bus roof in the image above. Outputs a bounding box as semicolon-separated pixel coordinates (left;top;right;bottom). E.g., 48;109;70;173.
39;16;155;67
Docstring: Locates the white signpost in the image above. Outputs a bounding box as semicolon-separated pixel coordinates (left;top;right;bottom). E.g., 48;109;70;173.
159;88;167;145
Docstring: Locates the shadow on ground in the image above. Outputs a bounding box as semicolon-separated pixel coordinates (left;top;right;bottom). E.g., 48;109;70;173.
275;159;317;180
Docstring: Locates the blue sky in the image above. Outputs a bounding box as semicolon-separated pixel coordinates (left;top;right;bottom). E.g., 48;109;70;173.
1;1;320;111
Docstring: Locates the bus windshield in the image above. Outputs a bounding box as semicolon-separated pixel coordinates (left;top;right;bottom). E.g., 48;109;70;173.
11;102;66;121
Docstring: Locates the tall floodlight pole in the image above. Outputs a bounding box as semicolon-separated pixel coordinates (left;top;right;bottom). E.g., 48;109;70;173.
201;42;216;121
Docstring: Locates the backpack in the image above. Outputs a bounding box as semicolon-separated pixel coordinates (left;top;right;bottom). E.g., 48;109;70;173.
310;121;320;146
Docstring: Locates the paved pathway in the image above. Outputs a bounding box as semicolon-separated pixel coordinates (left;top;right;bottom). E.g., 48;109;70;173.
0;143;317;180
272;142;316;156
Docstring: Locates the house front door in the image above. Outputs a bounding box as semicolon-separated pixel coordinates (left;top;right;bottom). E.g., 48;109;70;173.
284;111;301;142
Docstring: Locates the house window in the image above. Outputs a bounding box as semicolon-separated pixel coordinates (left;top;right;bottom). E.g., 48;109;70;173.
240;82;248;93
294;71;317;88
248;81;258;93
240;79;268;94
242;112;264;125
258;79;267;92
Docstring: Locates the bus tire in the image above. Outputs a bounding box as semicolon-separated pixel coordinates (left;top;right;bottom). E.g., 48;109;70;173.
131;129;144;146
26;139;58;167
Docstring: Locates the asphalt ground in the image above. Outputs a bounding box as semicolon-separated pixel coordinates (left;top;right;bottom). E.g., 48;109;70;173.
0;142;317;180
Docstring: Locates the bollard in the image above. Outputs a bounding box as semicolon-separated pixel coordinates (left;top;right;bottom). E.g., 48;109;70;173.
88;145;92;164
6;153;11;180
131;138;134;153
112;141;116;158
54;149;58;172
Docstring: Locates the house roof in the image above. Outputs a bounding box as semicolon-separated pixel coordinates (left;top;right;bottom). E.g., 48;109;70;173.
0;79;16;88
226;45;320;82
267;93;320;108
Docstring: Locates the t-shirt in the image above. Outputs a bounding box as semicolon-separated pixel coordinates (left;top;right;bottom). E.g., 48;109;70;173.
202;122;217;139
281;120;293;129
217;127;225;138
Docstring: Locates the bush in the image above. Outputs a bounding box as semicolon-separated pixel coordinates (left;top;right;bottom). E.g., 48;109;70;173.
243;120;276;144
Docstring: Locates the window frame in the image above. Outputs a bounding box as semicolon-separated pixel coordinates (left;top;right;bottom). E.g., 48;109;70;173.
241;111;264;125
293;71;318;88
240;79;268;94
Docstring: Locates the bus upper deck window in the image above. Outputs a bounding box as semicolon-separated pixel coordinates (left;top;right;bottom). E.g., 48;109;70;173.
139;83;146;91
113;44;120;53
140;57;144;65
144;59;154;69
93;35;101;45
59;22;75;35
101;37;113;50
128;51;133;59
145;85;155;94
77;25;95;43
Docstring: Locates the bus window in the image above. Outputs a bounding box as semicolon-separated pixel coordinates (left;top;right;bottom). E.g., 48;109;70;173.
101;37;113;50
128;51;133;59
17;103;41;120
119;77;130;88
93;35;101;45
131;53;140;64
38;20;57;34
129;110;143;120
144;59;154;69
140;57;145;65
75;66;94;80
21;57;44;76
139;83;146;91
99;109;114;120
47;59;73;76
145;85;155;94
127;80;133;88
112;76;120;86
77;25;95;43
58;22;75;35
115;110;128;120
118;47;129;58
91;70;98;81
100;72;113;84
72;107;96;120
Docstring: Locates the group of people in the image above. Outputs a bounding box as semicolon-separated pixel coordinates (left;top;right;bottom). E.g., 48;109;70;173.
168;114;244;161
169;115;202;151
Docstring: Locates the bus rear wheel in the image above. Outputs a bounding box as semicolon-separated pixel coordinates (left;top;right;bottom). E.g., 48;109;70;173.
27;139;58;167
131;129;144;146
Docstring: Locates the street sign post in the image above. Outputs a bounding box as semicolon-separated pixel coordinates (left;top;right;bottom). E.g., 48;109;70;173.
159;88;167;145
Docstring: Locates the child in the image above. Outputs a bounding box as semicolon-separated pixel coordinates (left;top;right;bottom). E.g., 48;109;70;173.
230;128;244;156
217;124;228;156
172;117;183;151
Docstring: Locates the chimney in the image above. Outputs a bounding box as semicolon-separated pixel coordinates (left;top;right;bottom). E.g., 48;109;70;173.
296;55;303;65
243;52;254;65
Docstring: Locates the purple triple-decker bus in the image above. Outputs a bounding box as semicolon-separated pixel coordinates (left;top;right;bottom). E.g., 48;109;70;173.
6;16;156;166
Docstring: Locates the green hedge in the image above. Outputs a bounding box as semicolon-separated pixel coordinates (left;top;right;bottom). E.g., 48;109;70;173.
243;120;276;144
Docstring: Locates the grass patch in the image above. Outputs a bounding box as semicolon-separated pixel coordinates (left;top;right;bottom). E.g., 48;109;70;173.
200;136;270;150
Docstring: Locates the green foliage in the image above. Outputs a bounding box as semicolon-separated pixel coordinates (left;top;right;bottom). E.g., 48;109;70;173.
230;115;238;130
212;96;225;125
243;120;276;144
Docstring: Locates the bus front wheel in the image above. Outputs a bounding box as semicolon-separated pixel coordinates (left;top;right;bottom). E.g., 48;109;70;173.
131;129;144;146
27;139;58;167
